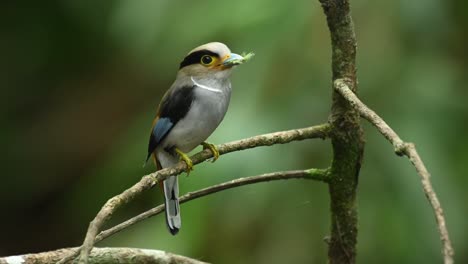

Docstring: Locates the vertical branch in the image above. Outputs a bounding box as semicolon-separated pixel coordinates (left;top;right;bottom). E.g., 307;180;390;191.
319;0;364;263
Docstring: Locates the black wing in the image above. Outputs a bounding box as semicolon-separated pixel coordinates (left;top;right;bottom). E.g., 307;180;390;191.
146;85;195;161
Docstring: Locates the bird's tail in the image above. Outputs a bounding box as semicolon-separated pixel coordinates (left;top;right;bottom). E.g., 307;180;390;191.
154;153;181;235
163;175;181;235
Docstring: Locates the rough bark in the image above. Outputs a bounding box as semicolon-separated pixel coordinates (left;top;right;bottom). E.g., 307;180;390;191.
319;0;364;263
0;247;206;264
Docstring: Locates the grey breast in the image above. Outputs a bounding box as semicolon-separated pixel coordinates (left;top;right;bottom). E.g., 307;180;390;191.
163;80;231;153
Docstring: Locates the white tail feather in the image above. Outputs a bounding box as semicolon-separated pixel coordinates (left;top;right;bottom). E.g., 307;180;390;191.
163;175;181;235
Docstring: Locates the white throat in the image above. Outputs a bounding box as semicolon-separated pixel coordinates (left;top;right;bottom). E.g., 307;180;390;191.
191;77;222;94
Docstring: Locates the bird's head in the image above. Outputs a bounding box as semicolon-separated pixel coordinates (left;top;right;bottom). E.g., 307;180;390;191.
177;42;246;79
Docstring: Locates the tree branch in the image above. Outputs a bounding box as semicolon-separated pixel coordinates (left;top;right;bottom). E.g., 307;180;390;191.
57;169;329;264
334;79;454;264
1;247;206;264
100;168;330;240
75;124;331;264
319;0;364;263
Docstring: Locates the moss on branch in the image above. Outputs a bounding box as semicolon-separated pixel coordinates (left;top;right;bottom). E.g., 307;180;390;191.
319;0;364;263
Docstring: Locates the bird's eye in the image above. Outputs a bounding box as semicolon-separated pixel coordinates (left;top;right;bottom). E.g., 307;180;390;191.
200;55;214;66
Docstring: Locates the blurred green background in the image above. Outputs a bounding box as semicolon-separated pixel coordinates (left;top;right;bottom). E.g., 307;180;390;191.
1;0;467;263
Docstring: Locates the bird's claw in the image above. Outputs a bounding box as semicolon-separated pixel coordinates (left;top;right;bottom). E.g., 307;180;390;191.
202;142;220;162
174;148;193;175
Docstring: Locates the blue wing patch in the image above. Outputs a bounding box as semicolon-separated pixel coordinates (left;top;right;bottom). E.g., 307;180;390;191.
146;117;173;162
153;117;173;143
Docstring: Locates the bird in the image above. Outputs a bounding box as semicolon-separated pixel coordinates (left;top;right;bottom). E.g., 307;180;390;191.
146;42;247;235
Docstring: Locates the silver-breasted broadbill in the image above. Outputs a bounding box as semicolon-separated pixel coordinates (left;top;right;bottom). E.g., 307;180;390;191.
146;42;249;235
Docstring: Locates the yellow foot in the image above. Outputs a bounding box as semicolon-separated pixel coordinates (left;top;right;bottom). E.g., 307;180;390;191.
174;148;193;174
201;142;220;162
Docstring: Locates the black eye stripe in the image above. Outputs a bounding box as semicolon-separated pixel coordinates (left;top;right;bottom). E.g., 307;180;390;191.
179;49;220;69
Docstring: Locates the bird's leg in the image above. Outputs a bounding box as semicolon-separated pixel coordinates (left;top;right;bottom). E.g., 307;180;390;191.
201;142;220;162
174;147;193;174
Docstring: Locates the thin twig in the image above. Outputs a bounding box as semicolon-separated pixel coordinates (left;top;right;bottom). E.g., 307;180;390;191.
58;168;329;264
334;79;454;264
73;124;331;264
